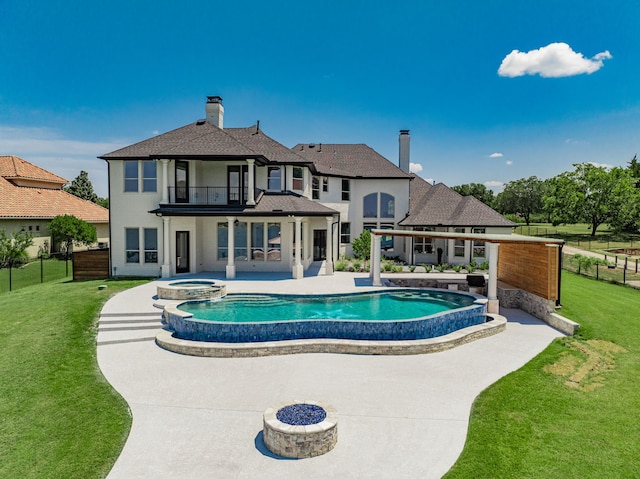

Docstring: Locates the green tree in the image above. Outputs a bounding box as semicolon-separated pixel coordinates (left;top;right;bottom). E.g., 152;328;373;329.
494;176;544;225
628;154;640;188
544;163;638;235
48;215;97;254
451;183;495;206
351;229;371;260
0;230;34;268
64;170;98;203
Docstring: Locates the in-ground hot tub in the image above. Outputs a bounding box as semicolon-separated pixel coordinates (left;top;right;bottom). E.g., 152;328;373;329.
157;279;226;301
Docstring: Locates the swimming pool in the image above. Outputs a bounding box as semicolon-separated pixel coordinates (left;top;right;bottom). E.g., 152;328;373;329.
163;289;488;343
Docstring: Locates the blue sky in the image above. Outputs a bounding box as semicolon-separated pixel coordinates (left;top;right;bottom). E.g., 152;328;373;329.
1;0;639;198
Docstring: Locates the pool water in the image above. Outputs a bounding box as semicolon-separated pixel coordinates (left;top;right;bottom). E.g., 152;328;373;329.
178;290;475;323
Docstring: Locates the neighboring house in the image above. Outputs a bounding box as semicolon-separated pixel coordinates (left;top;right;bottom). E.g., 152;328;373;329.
101;96;512;278
0;155;109;257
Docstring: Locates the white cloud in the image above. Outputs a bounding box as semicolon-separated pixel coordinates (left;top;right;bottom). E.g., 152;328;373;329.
505;160;513;166
0;126;126;197
484;180;504;190
588;161;614;169
410;162;423;173
489;152;503;158
498;42;612;78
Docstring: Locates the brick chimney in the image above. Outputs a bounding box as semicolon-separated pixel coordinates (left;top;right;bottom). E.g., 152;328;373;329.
206;96;224;128
399;130;410;173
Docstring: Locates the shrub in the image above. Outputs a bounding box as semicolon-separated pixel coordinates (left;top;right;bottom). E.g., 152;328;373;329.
452;264;463;273
351;230;371;260
335;259;347;271
353;261;362;271
479;261;489;270
409;265;416;273
392;264;403;273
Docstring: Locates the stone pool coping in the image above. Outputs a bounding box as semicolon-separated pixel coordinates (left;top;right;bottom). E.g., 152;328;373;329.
155;313;507;357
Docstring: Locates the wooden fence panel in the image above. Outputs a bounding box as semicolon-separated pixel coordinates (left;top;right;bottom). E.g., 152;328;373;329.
497;243;560;301
73;249;110;280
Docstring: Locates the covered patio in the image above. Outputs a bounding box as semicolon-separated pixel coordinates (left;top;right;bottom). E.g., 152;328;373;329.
370;229;565;314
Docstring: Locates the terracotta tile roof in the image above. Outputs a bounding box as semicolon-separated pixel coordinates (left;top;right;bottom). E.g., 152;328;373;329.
292;143;412;179
400;175;514;228
0;155;67;185
0;157;108;222
100;122;310;164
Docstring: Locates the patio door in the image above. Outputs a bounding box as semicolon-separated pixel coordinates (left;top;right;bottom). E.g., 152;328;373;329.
176;231;190;273
313;230;326;260
227;165;248;204
175;161;189;203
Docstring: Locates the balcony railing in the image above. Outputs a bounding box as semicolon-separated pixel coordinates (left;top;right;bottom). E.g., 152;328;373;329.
166;186;261;206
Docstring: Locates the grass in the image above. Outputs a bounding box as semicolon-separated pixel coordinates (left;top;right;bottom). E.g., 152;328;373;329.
0;277;148;479
514;223;640;256
0;258;72;293
444;272;640;478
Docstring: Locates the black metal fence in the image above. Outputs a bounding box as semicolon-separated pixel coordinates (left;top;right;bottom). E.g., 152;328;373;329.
563;253;640;287
0;253;72;293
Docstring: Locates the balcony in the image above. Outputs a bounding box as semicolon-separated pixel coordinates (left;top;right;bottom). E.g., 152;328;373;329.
166;186;262;206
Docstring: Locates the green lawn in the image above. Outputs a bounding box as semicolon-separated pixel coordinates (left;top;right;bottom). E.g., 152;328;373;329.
0;258;72;293
444;272;640;478
0;278;148;479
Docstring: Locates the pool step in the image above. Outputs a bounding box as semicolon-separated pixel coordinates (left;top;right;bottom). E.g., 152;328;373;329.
97;312;163;346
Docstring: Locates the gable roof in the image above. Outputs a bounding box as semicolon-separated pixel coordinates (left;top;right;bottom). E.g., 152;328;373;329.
0;156;108;223
400;175;514;227
0;155;67;186
100;122;310;164
292;143;412;179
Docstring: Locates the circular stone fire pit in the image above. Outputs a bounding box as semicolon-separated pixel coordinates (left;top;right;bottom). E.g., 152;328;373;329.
263;400;337;458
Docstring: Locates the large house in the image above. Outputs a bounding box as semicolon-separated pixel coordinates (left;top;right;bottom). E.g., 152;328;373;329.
101;97;512;278
0;155;110;257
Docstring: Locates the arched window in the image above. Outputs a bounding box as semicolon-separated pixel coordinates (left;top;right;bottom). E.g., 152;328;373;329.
380;193;394;218
363;193;377;217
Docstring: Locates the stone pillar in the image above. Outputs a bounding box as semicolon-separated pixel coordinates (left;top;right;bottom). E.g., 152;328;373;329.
372;233;382;286
325;217;334;275
293;217;303;279
246;159;256;206
161;216;171;277
226;216;236;279
160;159;169;204
487;242;499;313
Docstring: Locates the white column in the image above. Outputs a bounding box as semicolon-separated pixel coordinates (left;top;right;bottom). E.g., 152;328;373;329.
487;242;499;313
160;159;169;204
372;233;382;286
226;216;236;279
325;217;334;275
293;217;303;279
161;217;171;277
246;159;256;205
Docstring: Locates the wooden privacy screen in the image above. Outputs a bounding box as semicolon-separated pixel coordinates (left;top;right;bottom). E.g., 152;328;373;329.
497;242;560;301
73;249;110;280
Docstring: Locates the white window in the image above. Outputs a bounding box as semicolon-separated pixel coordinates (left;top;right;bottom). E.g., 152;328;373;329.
268;167;281;190
124;161;138;192
144;228;158;263
322;177;329;192
341;179;350;200
217;223;228;260
142;161;157;192
454;228;465;257
312;176;320;199
267;223;281;261
414;227;434;254
125;228;139;263
472;228;486;258
292;167;303;190
340;222;350;244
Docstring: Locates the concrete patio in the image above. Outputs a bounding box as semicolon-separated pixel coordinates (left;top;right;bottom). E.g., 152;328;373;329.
97;270;564;479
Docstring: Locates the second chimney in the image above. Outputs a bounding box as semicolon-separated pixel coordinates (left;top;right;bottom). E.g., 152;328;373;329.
399;129;410;173
206;96;224;128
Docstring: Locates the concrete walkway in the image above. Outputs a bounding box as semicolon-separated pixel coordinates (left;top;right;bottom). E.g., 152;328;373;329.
97;271;564;479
